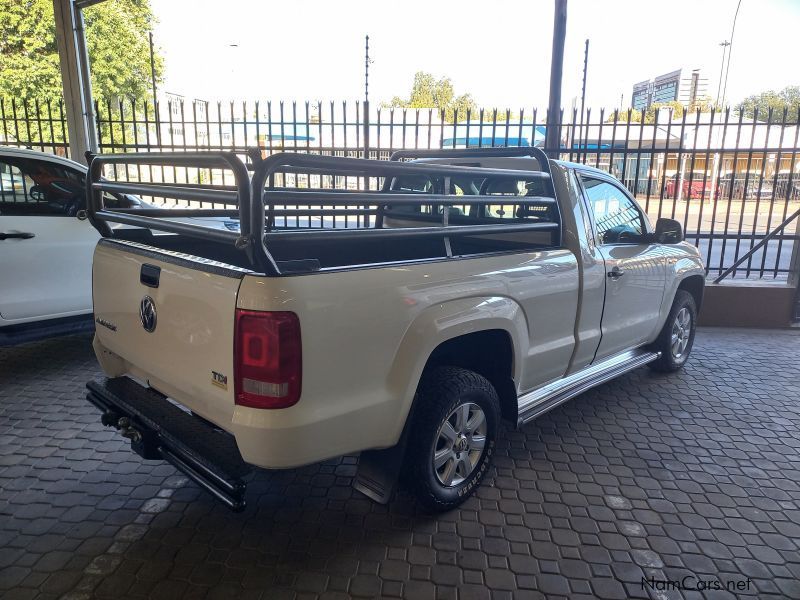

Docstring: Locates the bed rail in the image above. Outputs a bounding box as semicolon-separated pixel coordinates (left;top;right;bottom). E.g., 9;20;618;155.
88;149;559;276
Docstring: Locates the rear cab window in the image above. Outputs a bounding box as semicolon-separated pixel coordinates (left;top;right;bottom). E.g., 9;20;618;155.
382;169;561;254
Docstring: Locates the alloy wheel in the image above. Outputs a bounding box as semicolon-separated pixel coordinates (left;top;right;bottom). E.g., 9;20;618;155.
432;402;487;486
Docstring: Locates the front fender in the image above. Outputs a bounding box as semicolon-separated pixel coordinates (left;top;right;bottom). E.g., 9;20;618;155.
656;243;706;333
384;295;529;444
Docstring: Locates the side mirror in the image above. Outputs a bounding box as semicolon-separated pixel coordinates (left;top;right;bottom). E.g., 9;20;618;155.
654;218;683;244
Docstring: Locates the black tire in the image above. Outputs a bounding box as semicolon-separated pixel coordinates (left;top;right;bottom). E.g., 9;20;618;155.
649;290;697;372
405;366;500;512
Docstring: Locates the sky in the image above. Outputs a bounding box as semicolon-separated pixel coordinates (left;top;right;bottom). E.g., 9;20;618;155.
147;0;800;110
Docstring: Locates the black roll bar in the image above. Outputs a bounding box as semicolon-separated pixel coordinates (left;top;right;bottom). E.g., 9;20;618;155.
249;151;558;276
389;146;553;175
379;147;556;225
89;149;560;277
94;210;242;245
264;221;559;243
255;191;556;206
85;151;260;266
92;181;240;205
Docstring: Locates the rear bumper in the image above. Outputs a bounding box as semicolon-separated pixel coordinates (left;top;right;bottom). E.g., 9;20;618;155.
86;377;252;511
90;358;398;473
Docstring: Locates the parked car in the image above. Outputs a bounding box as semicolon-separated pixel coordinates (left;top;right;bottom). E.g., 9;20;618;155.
0;147;239;345
664;171;712;200
744;179;775;199
716;170;774;201
775;169;800;200
85;147;704;512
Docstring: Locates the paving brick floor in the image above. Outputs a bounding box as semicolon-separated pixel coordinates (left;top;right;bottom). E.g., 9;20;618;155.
1;329;799;599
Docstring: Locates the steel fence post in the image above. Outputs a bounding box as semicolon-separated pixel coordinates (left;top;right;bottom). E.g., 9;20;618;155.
788;217;800;288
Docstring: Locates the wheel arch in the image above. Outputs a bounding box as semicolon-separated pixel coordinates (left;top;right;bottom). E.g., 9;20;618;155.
677;274;705;313
386;296;527;444
654;253;706;337
424;329;518;424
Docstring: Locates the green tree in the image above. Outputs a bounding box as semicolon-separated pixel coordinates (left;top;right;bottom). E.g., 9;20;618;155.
644;101;684;124
0;0;163;102
739;86;800;123
384;71;478;122
605;108;643;123
688;96;718;114
606;97;720;124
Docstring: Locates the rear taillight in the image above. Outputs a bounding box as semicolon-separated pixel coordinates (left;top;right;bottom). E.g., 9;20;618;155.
234;309;301;409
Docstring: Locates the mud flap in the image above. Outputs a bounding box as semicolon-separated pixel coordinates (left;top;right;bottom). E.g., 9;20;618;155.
353;431;409;504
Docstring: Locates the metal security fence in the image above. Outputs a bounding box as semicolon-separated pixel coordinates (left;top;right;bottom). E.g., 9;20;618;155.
0;98;70;156
2;96;799;282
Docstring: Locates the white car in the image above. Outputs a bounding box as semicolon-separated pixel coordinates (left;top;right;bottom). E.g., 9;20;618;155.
0;147;239;345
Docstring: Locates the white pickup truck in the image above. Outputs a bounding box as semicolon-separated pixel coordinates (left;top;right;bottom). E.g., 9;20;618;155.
85;148;704;512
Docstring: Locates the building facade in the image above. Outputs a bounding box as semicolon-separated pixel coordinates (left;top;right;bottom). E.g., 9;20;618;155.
631;69;708;111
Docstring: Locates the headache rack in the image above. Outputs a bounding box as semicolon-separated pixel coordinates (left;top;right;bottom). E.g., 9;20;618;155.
86;147;560;276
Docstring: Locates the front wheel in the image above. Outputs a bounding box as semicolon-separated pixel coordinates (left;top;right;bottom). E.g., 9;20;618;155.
405;366;500;512
649;290;697;372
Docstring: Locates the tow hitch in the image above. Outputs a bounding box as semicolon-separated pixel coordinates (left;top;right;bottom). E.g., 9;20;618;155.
86;377;252;512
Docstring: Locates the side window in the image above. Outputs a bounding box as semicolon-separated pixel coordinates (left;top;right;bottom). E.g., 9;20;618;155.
0;161;35;208
0;158;83;217
580;176;644;244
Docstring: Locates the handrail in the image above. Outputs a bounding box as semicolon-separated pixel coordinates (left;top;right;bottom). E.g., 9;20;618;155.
713;207;800;283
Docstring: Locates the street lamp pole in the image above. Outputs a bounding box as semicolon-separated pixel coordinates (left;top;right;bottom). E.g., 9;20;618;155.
363;34;370;161
148;31;161;146
578;38;589;158
579;39;589;119
720;0;743;108
715;40;730;107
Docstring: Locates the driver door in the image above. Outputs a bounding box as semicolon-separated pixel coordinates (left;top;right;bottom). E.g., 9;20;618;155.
0;156;99;323
578;174;666;361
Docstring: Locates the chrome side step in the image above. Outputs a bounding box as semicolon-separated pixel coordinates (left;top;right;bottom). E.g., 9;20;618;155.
517;349;660;426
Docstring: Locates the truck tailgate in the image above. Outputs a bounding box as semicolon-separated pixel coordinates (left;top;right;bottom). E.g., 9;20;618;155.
91;240;243;428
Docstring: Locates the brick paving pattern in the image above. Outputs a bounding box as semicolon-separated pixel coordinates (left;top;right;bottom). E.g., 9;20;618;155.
1;329;799;599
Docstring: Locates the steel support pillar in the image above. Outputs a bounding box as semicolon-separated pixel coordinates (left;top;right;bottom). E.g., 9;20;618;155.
789;214;800;287
53;0;99;163
545;0;568;158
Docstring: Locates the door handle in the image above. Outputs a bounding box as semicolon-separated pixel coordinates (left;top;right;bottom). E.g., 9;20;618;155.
0;232;35;240
607;267;624;279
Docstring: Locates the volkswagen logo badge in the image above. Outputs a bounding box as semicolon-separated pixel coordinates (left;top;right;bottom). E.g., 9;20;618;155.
139;296;157;332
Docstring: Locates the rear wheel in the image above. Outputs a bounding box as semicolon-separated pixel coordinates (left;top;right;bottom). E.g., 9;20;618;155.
649;290;697;372
405;366;499;511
